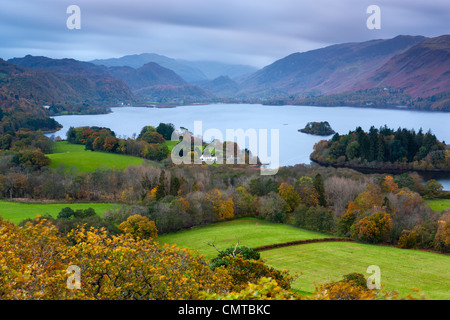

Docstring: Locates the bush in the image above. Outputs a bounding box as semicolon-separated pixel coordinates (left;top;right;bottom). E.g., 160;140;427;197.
210;245;260;269
342;272;367;289
212;255;294;292
350;211;392;243
397;230;418;249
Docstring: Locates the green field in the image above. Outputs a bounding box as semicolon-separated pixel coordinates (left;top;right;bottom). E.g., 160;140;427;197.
426;199;450;212
158;217;332;259
261;242;449;299
165;140;180;152
47;141;149;172
158;217;450;299
0;200;114;224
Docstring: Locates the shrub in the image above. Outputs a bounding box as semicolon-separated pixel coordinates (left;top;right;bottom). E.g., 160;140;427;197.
350;211;392;243
342;272;367;289
210;245;260;269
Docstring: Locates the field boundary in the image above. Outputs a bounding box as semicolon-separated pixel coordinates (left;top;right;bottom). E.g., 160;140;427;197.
253;238;354;252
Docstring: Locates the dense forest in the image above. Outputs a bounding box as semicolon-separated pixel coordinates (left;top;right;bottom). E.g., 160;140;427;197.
311;126;450;172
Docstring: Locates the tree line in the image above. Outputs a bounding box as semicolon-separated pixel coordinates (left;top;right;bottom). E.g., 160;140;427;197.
66;123;174;162
311;125;450;171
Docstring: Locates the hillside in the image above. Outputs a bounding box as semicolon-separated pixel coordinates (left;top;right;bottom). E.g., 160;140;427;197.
107;62;187;90
4;56;135;110
357;35;450;98
134;83;215;103
237;35;427;98
195;75;240;97
0;57;134;133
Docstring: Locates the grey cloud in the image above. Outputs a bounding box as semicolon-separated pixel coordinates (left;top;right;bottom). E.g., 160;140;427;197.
0;0;448;67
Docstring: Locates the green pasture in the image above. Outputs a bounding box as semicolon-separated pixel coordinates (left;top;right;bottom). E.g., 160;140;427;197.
262;241;449;299
158;217;334;259
158;217;450;300
47;141;148;172
0;200;114;224
426;199;450;212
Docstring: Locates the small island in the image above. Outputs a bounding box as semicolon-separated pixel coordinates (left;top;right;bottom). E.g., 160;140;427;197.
299;121;335;136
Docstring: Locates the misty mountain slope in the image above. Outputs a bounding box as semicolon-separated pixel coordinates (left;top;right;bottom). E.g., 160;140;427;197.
194;76;240;97
237;35;427;98
107;62;187;90
90;53;208;82
90;53;258;82
356;35;450;98
178;60;258;80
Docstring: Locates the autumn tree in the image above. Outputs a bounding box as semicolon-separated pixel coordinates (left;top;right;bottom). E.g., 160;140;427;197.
295;176;319;207
141;131;165;144
350;211;393;243
0;217;69;299
118;214;158;240
434;211;450;252
232;186;257;217
278;182;301;211
381;175;399;193
216;197;235;221
203;189;234;221
337;201;362;236
16;149;51;169
423;179;443;198
354;183;384;212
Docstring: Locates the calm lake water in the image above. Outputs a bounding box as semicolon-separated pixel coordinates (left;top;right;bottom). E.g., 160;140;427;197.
47;104;450;190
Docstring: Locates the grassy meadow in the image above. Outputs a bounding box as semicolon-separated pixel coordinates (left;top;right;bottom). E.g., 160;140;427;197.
158;217;450;300
46;141;150;172
0;200;114;224
158;217;331;259
426;199;450;212
261;241;449;299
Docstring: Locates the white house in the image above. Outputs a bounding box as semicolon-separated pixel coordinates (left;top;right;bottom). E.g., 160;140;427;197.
199;155;218;163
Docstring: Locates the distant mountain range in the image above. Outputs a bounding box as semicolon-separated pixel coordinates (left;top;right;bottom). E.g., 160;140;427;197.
90;53;258;82
1;34;449;124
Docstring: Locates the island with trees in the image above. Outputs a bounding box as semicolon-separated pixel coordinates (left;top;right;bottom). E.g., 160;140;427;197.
299;121;335;136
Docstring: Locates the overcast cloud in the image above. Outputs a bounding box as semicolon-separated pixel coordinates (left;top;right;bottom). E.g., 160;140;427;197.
0;0;449;67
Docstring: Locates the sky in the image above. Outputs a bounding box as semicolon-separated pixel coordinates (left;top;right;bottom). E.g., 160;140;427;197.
0;0;449;68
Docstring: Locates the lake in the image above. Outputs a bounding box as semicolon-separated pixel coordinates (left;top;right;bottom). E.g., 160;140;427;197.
47;104;450;190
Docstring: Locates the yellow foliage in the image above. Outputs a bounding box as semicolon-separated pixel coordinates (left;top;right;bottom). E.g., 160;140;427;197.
118;214;158;240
